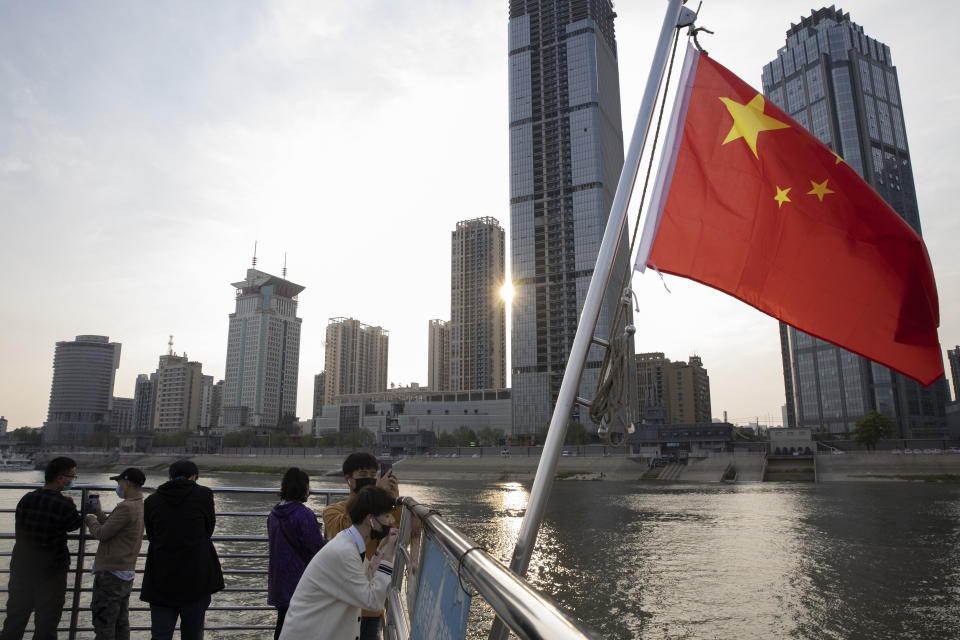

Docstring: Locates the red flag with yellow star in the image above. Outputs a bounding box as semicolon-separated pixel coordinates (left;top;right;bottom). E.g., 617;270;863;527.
634;46;942;385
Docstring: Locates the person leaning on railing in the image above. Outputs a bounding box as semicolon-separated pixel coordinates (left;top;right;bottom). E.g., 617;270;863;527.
322;451;402;640
267;467;326;640
0;456;82;640
279;486;399;640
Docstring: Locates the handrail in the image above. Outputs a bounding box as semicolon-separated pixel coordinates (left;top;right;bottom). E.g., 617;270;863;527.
0;482;347;638
1;483;597;638
384;496;598;640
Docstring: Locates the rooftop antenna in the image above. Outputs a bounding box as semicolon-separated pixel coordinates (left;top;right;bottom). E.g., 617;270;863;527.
283;252;288;278
168;335;174;356
252;241;258;268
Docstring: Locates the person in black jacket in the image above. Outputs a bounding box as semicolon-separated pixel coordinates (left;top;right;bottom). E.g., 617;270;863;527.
141;460;224;640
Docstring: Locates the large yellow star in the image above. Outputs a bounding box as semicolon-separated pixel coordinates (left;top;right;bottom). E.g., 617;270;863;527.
807;179;835;201
719;94;790;158
774;186;792;208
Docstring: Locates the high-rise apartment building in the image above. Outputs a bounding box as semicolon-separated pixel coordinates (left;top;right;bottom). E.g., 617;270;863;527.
152;354;204;433
313;372;326;419
223;267;304;431
43;335;121;444
763;7;947;437
450;218;506;391
0;416;8;436
427;320;450;392
947;346;960;403
199;374;214;431
132;373;155;432
636;353;712;425
324;318;389;401
110;397;135;433
508;0;632;433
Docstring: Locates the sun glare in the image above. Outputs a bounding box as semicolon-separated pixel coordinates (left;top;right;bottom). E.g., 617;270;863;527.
500;281;514;303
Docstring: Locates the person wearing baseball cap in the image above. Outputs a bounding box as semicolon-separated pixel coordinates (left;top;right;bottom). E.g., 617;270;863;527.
85;467;146;639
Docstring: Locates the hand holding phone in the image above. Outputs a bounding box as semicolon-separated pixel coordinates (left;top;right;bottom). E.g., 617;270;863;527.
86;494;100;515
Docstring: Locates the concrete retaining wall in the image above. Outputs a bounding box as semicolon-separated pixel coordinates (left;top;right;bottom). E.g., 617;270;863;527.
816;453;960;482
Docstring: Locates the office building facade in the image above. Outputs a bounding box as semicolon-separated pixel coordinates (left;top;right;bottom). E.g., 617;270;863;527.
324;317;389;400
43;335;121;444
450;217;506;391
110;397;135;433
508;0;632;433
313;371;326;420
223;267;304;430
427;320;450;392
763;7;947;437
636;353;712;425
152;354;204;433
132;373;155;432
947;346;960;403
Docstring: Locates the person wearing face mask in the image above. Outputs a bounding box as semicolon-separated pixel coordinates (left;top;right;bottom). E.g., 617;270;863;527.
280;486;400;640
84;467;147;640
0;456;83;640
322;452;401;640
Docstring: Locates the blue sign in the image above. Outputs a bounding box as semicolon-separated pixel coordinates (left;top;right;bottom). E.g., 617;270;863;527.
410;538;471;640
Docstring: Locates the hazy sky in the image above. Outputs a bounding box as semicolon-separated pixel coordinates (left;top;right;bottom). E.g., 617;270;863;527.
2;1;957;430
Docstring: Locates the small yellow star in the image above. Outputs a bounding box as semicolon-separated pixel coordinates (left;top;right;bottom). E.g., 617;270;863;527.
807;179;835;202
719;94;790;158
832;152;844;165
774;186;792;208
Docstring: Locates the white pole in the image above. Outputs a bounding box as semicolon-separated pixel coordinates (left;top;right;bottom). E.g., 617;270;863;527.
490;1;691;637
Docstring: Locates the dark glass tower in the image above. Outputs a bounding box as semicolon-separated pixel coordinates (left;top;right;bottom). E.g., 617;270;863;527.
763;7;947;437
507;0;629;434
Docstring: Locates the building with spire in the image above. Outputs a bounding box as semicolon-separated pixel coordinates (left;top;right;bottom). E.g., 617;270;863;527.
763;7;947;437
507;0;633;434
222;264;305;431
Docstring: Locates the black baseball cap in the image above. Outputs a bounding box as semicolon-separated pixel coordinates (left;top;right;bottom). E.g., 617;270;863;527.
110;468;146;486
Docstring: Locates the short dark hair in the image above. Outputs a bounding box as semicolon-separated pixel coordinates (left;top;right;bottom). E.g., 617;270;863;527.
346;486;395;525
280;467;310;502
342;451;377;477
45;457;76;483
169;460;199;480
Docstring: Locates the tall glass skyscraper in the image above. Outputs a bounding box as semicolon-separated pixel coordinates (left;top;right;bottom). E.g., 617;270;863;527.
763;7;947;437
508;0;630;434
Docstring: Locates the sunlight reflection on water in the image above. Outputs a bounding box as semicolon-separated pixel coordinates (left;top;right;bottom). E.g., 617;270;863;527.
1;470;958;639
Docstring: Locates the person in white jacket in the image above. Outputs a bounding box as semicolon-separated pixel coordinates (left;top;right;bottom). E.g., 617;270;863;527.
279;486;400;640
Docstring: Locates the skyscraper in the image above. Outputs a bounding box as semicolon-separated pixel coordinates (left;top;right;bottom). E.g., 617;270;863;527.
223;267;304;431
636;353;712;425
132;373;155;432
152;354;204;433
427;320;450;392
947;346;960;403
324;317;388;401
508;0;631;433
43;335;121;444
450;217;506;391
313;371;326;419
109;397;135;433
764;7;947;437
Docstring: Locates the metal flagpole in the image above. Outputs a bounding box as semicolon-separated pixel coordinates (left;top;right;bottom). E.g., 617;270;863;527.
489;1;695;637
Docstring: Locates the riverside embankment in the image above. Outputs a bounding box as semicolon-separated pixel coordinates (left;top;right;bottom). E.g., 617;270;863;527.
33;450;960;483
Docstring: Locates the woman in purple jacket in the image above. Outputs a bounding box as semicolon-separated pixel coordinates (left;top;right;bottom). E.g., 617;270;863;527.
267;468;325;639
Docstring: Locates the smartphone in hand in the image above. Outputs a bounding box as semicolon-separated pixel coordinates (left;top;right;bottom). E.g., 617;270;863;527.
86;494;100;514
379;462;393;477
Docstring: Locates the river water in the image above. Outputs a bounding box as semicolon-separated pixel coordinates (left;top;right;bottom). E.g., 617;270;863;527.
1;469;958;639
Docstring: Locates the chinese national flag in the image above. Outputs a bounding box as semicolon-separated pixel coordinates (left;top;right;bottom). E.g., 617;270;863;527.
634;46;942;385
